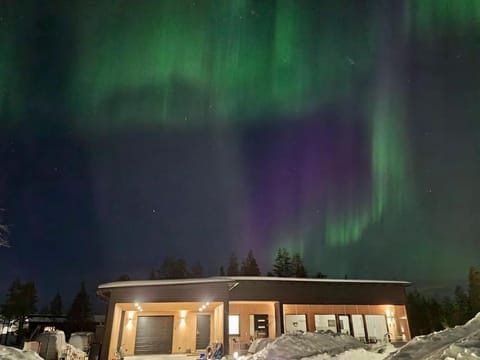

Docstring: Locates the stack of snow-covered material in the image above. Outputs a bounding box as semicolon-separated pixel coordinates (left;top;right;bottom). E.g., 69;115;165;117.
386;312;480;359
0;346;43;360
240;332;372;360
35;330;66;360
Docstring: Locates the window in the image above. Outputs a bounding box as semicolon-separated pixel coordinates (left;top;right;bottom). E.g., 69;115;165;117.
314;314;337;332
229;315;240;335
285;314;307;334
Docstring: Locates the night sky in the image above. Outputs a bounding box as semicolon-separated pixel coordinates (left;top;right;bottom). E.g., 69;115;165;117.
1;0;480;307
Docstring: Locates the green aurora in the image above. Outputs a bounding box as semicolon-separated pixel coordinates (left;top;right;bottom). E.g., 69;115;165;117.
1;0;480;273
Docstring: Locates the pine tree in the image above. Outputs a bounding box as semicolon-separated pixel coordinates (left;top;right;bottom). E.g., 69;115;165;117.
272;248;293;277
468;266;480;316
49;292;63;316
240;250;261;276
227;253;240;276
291;253;307;278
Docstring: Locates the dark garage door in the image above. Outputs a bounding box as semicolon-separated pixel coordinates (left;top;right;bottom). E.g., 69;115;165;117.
135;316;174;355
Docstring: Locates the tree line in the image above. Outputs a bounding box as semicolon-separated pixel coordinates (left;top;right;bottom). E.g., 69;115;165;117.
0;280;94;345
148;248;327;280
407;266;480;336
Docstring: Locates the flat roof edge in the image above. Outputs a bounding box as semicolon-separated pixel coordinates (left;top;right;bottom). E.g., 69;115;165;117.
98;276;411;291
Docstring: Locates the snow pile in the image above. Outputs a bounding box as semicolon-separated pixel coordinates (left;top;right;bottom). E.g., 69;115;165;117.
387;312;480;359
240;332;380;360
62;343;87;360
0;346;43;360
247;338;274;354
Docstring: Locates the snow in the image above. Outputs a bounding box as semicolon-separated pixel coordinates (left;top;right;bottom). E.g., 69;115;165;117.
238;332;392;360
98;276;410;290
0;346;43;360
385;312;480;359
237;313;480;360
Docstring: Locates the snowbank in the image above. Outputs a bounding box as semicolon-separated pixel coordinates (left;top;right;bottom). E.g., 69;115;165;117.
239;332;384;360
386;312;480;359
238;313;480;359
0;346;43;360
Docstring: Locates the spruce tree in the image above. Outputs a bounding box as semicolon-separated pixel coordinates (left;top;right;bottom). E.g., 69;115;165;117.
68;282;93;332
189;261;203;278
227;253;240;276
219;266;225;276
272;248;293;277
453;285;471;325
240;250;260;276
1;279;37;345
157;256;188;279
49;292;63;316
291;253;307;278
468;266;480;316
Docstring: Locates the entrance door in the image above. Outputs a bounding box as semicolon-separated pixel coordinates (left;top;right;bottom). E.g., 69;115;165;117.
338;315;351;335
196;314;211;349
135;316;173;355
254;315;269;338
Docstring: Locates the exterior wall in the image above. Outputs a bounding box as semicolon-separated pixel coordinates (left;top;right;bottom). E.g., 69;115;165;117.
283;304;411;342
107;305;122;360
228;302;276;352
212;303;224;345
112;303;226;356
118;310;198;355
229;280;408;305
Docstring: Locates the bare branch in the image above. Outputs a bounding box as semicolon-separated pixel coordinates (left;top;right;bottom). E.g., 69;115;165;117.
0;224;9;247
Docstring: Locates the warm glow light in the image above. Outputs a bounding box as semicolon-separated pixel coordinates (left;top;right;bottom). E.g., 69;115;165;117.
180;310;187;318
134;303;139;307
180;318;186;327
233;351;239;359
126;319;133;329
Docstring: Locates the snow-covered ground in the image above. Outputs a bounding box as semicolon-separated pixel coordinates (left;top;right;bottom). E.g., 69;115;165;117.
2;314;480;360
237;332;393;360
0;346;43;360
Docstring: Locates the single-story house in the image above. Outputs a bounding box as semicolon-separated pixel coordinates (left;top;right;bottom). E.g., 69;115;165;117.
97;276;411;359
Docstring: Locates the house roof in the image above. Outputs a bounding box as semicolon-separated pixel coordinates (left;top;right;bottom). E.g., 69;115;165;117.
98;276;411;290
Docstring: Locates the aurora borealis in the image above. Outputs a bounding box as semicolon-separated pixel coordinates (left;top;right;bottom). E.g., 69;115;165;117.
1;0;480;302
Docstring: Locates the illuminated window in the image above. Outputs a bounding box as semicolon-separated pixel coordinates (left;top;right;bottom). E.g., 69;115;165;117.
229;315;240;335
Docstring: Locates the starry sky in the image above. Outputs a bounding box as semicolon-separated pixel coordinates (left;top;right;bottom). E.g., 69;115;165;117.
1;0;480;307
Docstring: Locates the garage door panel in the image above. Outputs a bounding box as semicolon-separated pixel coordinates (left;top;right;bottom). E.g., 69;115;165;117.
135;316;173;355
